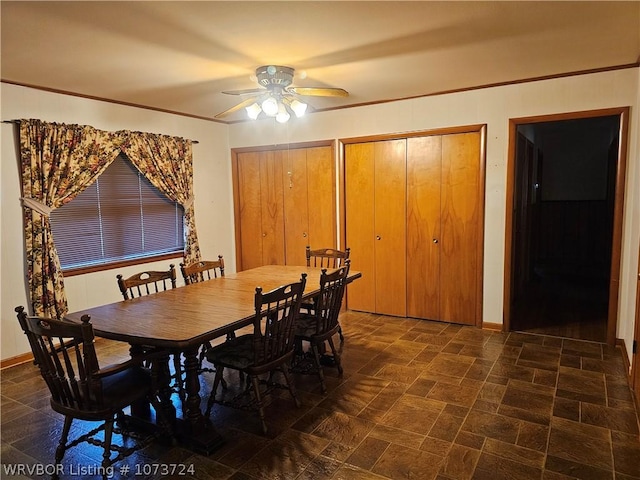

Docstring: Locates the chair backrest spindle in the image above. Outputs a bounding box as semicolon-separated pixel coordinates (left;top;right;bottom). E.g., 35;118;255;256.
15;307;101;411
180;256;225;285
315;261;350;334
252;274;306;366
117;264;176;300
306;246;350;269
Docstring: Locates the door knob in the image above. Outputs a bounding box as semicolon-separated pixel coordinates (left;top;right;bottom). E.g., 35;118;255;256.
303;232;307;238
262;233;267;237
433;238;439;244
376;235;381;240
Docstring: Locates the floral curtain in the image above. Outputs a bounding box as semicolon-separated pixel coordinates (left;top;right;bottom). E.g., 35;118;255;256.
120;131;201;265
19;119;123;318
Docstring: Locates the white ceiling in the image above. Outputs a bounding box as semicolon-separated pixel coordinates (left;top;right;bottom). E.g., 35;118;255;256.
2;1;639;124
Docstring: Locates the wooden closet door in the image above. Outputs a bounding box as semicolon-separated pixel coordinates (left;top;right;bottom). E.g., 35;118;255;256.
374;140;407;316
237;152;263;270
407;136;442;320
260;150;285;266
440;132;481;324
235;144;337;271
237;151;285;270
282;148;310;266
281;145;335;266
345;140;407;316
306;146;336;252
345;143;376;312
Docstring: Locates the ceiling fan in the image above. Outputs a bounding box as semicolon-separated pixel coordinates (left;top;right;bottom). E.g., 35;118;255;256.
216;65;348;122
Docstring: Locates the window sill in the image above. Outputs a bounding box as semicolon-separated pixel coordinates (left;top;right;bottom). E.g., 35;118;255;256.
61;251;184;277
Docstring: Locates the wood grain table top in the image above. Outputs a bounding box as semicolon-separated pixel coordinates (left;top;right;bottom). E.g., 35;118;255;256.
65;265;360;349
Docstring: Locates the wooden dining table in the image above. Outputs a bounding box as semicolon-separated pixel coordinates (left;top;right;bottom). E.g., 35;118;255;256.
64;264;361;454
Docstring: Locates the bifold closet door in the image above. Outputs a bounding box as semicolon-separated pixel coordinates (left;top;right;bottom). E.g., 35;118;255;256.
439;132;481;325
282;146;336;267
236;145;336;270
374;140;407;316
407;136;442;320
345;140;406;317
305;146;337;252
282;148;309;267
237;151;285;270
345;143;376;312
407;132;480;325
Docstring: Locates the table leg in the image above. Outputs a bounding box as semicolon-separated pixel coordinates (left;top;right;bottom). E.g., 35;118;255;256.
125;346;175;444
153;351;177;429
129;344;151;418
174;345;224;455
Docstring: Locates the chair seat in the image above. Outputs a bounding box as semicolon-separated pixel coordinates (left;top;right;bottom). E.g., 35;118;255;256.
52;365;153;421
205;334;253;370
295;314;341;342
100;365;153;407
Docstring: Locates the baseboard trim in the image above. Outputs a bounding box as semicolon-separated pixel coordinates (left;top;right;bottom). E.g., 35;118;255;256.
616;338;631;379
1;338;107;370
617;338;640;420
482;322;503;332
1;352;34;370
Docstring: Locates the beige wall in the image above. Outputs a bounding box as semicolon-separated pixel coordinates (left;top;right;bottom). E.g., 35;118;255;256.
228;68;640;364
2;67;639;364
0;83;234;361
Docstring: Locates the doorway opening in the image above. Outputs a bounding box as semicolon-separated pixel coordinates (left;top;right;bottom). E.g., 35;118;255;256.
506;110;628;344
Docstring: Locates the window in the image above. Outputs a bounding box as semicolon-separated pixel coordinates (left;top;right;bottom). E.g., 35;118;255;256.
50;154;184;274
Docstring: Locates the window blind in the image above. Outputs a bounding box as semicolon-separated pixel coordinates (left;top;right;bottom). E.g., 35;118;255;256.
50;154;184;271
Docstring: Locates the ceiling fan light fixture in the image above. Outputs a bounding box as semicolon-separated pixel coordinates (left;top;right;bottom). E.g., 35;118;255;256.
218;65;348;121
245;102;262;120
290;99;307;117
261;96;279;116
276;103;290;123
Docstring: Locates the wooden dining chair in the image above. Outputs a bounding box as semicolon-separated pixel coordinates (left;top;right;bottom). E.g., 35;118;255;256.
180;256;225;285
116;264;177;300
306;246;350;269
14;306;168;473
204;274;307;435
180;256;226;379
116;264;184;399
292;261;350;393
304;246;350;341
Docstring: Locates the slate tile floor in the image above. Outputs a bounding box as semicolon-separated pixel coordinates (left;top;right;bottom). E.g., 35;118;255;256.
2;311;639;479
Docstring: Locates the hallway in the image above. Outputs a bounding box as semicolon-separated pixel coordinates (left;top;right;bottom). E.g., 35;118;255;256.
511;267;609;343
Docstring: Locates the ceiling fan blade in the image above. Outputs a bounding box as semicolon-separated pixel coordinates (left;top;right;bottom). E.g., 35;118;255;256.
215;97;260;118
287;87;349;97
221;88;265;96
